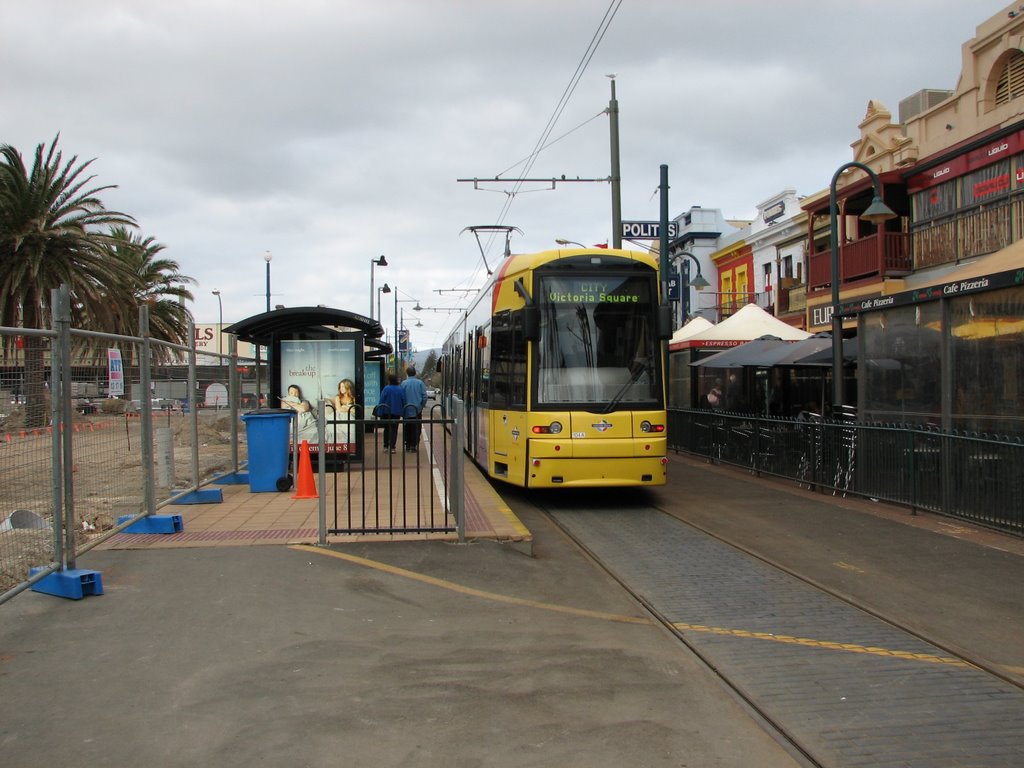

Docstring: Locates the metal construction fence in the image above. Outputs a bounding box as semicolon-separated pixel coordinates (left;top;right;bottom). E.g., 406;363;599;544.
1;290;242;603
2;291;467;605
668;408;1024;537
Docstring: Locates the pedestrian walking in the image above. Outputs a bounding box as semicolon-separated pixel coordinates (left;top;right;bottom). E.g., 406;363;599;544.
400;366;428;452
377;374;406;453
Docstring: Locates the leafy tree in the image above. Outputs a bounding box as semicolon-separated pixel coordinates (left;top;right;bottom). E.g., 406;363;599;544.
0;136;136;426
101;226;196;364
421;349;438;378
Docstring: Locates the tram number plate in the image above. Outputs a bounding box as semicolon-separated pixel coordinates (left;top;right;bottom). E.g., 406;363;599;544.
572;431;586;438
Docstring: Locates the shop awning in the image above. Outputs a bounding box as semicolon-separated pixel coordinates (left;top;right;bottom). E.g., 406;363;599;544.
669;316;714;346
774;331;863;366
675;303;811;349
691;332;854;368
691;336;794;368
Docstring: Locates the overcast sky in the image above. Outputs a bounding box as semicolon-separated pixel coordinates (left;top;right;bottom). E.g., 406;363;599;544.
1;0;1009;350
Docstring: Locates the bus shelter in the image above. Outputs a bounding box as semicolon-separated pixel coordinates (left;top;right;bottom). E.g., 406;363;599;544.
225;306;391;464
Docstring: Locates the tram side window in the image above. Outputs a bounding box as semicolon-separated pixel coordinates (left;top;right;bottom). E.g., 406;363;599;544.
510;310;527;407
453;346;465;398
491;312;512;408
490;310;528;409
477;327;490;406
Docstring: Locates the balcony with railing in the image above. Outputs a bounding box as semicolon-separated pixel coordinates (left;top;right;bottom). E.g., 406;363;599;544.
695;291;772;322
776;278;806;315
913;197;1014;269
807;231;911;293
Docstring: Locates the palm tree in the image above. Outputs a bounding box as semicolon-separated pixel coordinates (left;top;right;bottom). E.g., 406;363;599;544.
0;136;136;427
102;226;196;364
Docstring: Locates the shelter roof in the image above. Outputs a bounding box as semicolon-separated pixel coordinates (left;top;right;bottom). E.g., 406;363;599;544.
224;306;386;345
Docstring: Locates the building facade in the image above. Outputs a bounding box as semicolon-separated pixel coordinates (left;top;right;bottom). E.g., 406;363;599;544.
811;4;1024;434
668;3;1024;434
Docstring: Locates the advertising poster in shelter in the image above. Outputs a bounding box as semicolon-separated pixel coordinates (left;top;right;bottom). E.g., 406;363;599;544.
279;339;359;455
364;360;382;412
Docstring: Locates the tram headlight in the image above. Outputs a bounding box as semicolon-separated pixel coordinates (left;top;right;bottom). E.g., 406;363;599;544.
640;420;664;433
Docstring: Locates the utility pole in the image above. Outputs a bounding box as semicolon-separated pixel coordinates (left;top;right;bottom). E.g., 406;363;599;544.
609;76;622;249
659;164;670;401
659;165;669;294
457;80;624;249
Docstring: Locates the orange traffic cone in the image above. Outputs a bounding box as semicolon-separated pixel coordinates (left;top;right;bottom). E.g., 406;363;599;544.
291;440;318;499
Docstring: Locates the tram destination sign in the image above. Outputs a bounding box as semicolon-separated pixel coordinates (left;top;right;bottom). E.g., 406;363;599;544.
546;277;645;305
621;220;678;240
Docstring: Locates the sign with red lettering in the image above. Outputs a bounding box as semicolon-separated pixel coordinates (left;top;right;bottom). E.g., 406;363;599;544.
907;155;968;191
967;130;1023;169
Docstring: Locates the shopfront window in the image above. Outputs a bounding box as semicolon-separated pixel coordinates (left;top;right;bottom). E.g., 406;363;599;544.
949;286;1024;436
861;303;942;426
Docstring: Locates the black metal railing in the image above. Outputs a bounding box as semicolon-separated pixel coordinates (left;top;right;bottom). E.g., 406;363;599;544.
668;409;1024;537
321;406;456;535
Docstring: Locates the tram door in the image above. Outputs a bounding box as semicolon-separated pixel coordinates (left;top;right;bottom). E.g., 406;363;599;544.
465;331;477;461
469;328;487;461
474;325;490;461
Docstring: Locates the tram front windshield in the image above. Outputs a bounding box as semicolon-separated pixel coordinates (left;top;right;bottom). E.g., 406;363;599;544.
536;273;660;408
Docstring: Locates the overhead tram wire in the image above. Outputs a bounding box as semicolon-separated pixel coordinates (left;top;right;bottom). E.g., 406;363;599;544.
480;0;623;258
495;0;621;221
493;110;610;181
510;0;622;188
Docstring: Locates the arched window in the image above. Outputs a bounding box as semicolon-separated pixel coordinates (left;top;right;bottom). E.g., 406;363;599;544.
994;49;1024;106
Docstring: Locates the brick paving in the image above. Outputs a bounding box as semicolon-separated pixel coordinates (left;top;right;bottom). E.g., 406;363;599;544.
100;442;530;550
551;505;1024;767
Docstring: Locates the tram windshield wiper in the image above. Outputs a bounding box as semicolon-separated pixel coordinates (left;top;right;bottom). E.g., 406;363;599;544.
602;357;650;414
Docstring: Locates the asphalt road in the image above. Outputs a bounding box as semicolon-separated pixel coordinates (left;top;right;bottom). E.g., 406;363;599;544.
0;501;805;768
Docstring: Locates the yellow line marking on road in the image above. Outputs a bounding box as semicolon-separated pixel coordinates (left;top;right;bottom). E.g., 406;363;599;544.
671;622;971;667
834;561;865;573
293;545;972;668
290;545;651;625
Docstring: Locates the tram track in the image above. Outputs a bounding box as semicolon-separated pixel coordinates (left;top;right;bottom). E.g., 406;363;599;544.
648;499;1024;695
518;486;1024;768
528;493;825;768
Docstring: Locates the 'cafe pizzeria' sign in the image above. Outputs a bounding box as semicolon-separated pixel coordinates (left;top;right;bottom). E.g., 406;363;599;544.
836;272;1017;318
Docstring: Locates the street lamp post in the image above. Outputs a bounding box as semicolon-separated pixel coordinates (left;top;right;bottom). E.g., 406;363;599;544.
674;251;711;320
369;255;388;319
264;251;272;312
393;288;421;376
555;238;586;248
378;283;391;328
211;290;223;364
828;161;897;415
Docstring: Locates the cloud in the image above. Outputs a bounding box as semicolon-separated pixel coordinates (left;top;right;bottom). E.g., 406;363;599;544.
1;0;1008;344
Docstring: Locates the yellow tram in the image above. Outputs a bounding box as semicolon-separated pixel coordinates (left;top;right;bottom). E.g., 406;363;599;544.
441;247;670;488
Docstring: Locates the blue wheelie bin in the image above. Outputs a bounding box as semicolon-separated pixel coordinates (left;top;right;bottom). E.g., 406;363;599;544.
240;409;295;492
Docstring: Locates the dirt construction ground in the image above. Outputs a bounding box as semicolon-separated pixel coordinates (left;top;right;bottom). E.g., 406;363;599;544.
1;409;241;591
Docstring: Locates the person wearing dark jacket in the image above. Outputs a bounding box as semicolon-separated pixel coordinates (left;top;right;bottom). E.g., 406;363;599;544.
377;374;406;453
400;367;428;452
